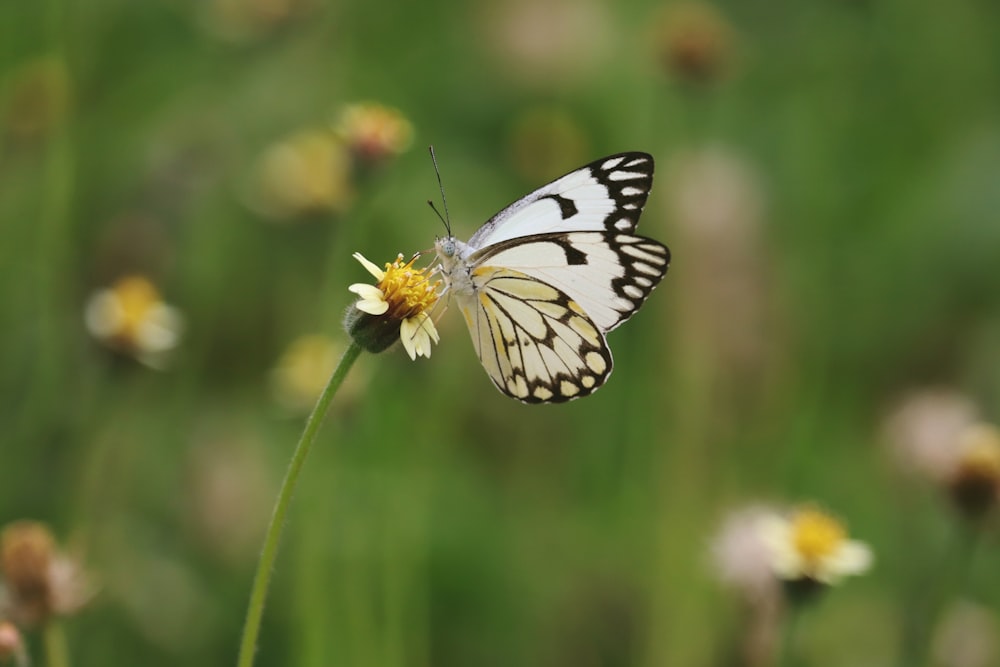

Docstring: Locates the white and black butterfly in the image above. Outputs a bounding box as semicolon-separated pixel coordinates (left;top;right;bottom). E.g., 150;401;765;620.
434;152;670;403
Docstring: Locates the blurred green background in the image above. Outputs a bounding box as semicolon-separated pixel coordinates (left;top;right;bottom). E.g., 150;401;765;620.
3;0;1000;665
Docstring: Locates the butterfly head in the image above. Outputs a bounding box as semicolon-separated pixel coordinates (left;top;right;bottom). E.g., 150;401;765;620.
435;235;457;259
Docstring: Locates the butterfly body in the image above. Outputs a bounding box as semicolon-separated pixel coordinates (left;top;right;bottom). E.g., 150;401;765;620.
434;152;669;403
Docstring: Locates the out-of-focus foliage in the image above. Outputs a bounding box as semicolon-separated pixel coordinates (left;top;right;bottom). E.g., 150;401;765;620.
2;0;1000;665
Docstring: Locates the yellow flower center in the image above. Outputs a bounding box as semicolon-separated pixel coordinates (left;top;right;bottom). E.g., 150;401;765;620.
378;255;440;321
790;508;846;565
113;276;163;340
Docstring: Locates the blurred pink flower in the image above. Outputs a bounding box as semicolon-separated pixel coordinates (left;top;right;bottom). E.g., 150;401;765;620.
883;388;980;482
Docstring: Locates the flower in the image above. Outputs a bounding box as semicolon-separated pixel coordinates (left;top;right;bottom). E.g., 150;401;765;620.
758;506;873;586
0;621;26;666
708;505;783;667
271;334;367;412
84;275;183;368
947;423;1000;518
883;388;980;481
0;521;93;628
250;129;355;221
709;505;782;604
882;389;1000;519
654;2;737;86
345;252;440;358
334;103;413;165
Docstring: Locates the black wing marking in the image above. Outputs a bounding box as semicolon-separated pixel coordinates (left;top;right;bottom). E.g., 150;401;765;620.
469;232;670;332
466;153;655;249
463;266;614;403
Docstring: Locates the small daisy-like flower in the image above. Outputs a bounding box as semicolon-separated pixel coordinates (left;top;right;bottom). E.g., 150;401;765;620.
345;252;440;359
0;521;94;628
335;103;413;164
758;506;873;587
84;275;183;368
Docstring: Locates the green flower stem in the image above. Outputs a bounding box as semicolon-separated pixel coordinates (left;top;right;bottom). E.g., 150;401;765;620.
777;603;802;667
237;340;363;667
43;620;70;667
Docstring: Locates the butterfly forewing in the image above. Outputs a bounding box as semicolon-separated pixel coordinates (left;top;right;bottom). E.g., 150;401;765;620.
460;266;614;403
469;232;670;332
467;152;654;249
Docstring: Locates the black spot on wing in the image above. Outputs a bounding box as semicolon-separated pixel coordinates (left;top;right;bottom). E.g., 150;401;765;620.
543;193;579;219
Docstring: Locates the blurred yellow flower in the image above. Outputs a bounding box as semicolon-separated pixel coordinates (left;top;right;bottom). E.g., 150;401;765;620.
272;334;366;412
84;275;183;368
335;102;413;164
948;423;1000;518
251;129;354;220
758;506;872;585
654;3;737;86
0;521;93;628
346;252;440;359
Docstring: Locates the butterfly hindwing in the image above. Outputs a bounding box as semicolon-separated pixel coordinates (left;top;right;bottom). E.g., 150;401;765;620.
467;153;654;249
469;232;670;332
458;266;613;403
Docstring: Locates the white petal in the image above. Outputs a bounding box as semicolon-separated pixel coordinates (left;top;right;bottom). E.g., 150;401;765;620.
348;283;384;300
352;252;384;280
828;541;874;577
136;305;184;352
356;298;389;315
755;516;804;579
399;318;418;360
84;291;123;339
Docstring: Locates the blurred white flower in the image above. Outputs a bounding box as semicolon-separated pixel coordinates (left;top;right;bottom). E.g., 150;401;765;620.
480;0;611;87
757;506;872;585
84;275;183;368
883;388;979;481
709;505;781;603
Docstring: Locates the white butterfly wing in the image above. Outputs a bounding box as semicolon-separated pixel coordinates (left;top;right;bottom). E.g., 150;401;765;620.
436;151;668;403
468;231;669;332
455;265;615;403
466;152;654;249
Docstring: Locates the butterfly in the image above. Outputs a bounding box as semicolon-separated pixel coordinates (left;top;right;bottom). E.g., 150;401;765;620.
433;152;670;403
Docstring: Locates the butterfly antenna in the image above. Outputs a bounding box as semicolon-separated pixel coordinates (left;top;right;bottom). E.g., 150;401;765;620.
428;145;452;236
